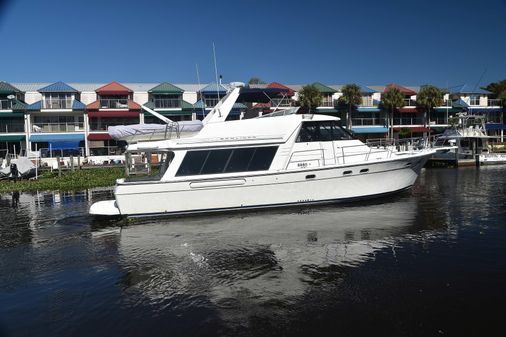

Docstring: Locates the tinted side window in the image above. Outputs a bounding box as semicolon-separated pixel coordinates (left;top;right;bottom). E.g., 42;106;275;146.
224;148;256;173
176;150;208;176
248;147;278;171
176;146;278;176
296;121;352;142
201;149;232;174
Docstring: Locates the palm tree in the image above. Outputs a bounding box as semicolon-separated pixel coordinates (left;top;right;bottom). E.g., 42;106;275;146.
338;84;362;130
416;85;444;141
297;85;322;113
248;77;266;85
381;88;404;139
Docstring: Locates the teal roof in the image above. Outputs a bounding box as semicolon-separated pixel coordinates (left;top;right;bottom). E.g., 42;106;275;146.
312;82;337;94
38;81;78;93
27;101;42;110
148;82;184;94
182;100;194;110
201;82;228;94
0;81;21;95
352;127;388;134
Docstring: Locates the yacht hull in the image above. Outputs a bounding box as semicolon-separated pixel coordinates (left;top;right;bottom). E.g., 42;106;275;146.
91;153;430;217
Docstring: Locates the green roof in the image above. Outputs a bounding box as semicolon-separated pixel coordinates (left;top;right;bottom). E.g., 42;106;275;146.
312;82;337;94
148;82;184;94
182;100;194;110
0;81;21;95
156;110;192;116
0;134;25;141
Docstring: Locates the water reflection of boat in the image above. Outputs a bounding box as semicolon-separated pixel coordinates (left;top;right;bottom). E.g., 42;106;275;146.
114;197;417;317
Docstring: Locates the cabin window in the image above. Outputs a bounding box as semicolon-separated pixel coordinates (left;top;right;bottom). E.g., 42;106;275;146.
296;121;353;142
125;150;174;182
176;146;278;176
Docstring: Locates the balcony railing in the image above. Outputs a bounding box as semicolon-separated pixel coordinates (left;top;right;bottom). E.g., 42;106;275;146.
271;98;293;107
204;99;220;107
488;99;503;107
100;99;129;109
0;99;13;110
393;117;425;125
320;100;334;107
0;123;25;133
153;98;181;109
43;98;73;109
403;98;416;107
39;147;85;158
89;146;125;157
32;123;84;133
351;118;387;126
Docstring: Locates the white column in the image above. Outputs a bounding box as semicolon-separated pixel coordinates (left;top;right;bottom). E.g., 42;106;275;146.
84;113;90;156
25;113;31;154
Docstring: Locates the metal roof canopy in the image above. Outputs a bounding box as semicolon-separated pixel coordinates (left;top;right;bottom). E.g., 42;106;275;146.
237;88;290;103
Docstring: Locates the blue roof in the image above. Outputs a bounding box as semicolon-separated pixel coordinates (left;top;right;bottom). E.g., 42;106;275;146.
72;100;86;109
352;126;388;134
449;84;491;95
27;100;42;110
38;81;78;93
194;100;205;108
30;133;85;142
201;82;228;94
358;84;376;94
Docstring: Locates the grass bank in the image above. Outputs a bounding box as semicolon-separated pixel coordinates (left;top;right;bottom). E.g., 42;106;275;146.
0;167;125;193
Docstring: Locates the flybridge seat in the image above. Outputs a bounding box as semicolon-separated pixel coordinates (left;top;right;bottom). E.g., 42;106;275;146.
108;121;203;143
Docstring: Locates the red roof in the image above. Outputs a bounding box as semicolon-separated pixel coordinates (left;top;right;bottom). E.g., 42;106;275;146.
393;127;430;133
88;133;112;141
267;82;295;97
86;100;141;110
96;81;132;95
399;107;420;113
384;83;416;96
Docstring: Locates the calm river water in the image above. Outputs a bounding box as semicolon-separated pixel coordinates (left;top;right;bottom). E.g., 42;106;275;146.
0;167;505;337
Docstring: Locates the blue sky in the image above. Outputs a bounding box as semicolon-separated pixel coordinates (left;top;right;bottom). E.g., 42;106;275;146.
0;0;505;87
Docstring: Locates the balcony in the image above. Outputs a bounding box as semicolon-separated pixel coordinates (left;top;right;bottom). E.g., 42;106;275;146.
0;123;25;133
488;99;503;107
403;98;417;107
0;99;13;110
32;122;84;133
351;118;387;126
153;98;181;109
271;98;293;107
204;98;220;107
360;97;375;107
43;98;73;109
393;117;425;125
100;99;129;109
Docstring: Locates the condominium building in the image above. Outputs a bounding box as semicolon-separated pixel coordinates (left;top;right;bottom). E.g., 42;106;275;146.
0;80;503;161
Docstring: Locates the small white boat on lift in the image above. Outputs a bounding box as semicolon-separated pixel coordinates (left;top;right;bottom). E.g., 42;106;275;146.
90;83;435;217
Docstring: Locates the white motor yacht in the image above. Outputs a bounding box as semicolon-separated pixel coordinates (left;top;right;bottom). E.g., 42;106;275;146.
90;83;435;217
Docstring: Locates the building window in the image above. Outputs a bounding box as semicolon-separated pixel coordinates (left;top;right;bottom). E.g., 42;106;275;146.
44;93;72;109
176;146;278;176
470;95;480;106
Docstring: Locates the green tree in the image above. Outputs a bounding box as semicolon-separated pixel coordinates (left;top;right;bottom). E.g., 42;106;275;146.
338;84;362;130
484;80;506;107
248;77;266;85
381;88;404;139
297;85;322;113
417;85;444;140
